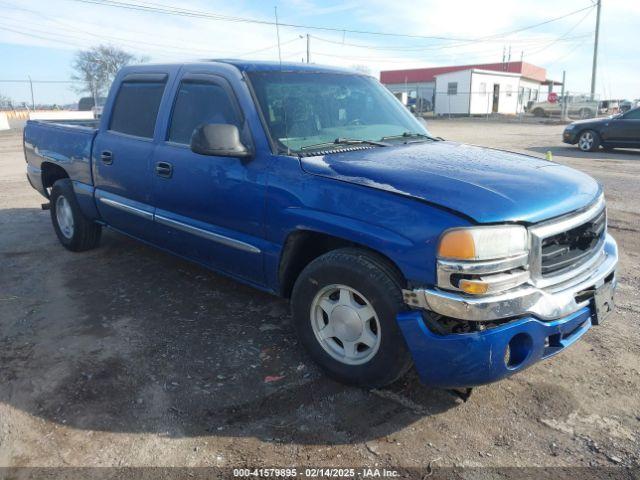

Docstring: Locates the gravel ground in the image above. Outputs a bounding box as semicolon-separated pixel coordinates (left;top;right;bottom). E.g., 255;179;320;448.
0;119;638;477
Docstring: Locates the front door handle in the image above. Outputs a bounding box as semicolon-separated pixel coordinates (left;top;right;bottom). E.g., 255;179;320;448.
101;150;113;165
155;161;173;178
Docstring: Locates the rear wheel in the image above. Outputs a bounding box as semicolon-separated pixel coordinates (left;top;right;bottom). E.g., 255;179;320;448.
291;248;413;388
577;130;600;152
532;108;545;117
50;179;102;251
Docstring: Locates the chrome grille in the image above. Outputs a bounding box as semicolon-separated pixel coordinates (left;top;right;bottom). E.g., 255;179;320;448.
540;208;606;276
528;195;606;289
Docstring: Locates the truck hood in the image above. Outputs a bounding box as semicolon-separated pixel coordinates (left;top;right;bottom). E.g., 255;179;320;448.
300;141;601;224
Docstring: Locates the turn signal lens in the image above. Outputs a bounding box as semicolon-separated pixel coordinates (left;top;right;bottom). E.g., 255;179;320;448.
437;229;475;259
459;279;489;295
438;226;528;261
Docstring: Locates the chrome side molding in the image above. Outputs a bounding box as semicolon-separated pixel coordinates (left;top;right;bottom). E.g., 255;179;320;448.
98;196;154;221
97;193;261;254
155;214;261;254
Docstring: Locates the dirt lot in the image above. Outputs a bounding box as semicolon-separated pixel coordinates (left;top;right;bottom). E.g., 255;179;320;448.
1;119;639;476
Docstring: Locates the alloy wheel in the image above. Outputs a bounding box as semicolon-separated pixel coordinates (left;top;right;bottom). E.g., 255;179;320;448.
310;284;381;365
578;131;594;151
55;195;75;239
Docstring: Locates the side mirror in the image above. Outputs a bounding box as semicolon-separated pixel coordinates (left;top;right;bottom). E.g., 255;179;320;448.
190;124;251;158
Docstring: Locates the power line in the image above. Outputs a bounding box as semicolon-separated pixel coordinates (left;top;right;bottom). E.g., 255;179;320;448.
545;40;590;68
0;79;80;83
0;0;306;58
0;18;303;59
1;0;598;69
310;32;591;53
66;0;470;40
66;0;595;43
312;37;589;65
523;7;594;57
477;5;594;40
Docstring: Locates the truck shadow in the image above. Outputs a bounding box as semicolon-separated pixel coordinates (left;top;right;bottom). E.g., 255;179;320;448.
0;207;459;445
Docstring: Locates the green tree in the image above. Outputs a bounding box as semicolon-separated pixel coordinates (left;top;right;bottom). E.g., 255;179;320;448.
71;45;147;103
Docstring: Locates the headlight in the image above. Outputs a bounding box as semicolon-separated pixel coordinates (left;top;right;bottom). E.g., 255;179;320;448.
437;226;530;295
438;225;528;261
564;124;576;130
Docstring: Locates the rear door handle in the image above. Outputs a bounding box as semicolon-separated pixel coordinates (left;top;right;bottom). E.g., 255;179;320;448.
155;161;173;178
100;150;113;165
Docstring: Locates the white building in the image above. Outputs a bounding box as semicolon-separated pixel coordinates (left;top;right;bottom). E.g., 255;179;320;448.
435;68;527;115
380;61;560;115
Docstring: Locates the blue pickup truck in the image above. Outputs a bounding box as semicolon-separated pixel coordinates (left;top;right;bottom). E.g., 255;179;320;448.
24;61;618;389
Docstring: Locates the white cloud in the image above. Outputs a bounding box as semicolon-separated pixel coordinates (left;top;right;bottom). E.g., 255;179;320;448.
0;0;638;101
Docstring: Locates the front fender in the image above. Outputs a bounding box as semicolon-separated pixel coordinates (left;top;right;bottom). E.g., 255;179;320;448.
283;206;414;251
263;157;471;292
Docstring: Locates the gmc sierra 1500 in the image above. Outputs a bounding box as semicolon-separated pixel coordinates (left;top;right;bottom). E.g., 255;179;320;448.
24;61;617;388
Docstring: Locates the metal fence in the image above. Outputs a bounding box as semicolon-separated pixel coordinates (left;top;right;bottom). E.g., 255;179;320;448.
388;82;615;121
0;79;81;111
410;90;605;120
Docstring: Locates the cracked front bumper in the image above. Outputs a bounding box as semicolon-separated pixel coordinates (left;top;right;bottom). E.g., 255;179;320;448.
397;306;594;388
397;234;618;388
403;234;617;322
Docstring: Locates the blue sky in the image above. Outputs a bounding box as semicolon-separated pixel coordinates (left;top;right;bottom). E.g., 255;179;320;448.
0;0;638;105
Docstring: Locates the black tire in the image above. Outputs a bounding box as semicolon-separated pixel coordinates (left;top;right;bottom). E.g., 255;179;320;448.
50;179;102;251
532;108;545;117
291;248;413;388
577;129;601;152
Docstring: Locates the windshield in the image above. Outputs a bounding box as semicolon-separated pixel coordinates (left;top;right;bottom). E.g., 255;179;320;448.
248;72;432;153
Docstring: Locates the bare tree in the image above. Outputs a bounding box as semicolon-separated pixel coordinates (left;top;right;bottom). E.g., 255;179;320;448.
71;45;147;104
0;93;12;109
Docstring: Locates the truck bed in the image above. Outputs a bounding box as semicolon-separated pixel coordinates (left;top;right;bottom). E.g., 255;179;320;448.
24;119;98;195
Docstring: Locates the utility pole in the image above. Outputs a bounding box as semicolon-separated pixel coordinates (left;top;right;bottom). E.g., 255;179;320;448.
28;75;35;110
560;70;568;121
306;34;310;63
590;0;602;100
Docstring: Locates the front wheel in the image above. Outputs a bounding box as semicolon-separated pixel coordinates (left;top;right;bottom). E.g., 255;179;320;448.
50;179;102;251
577;130;600;152
291;248;413;388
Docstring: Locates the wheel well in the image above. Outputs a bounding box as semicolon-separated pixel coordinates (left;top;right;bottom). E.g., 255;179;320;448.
41;162;69;195
278;230;406;298
579;128;598;137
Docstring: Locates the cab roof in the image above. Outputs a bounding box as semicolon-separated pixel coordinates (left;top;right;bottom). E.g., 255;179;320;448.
208;59;360;75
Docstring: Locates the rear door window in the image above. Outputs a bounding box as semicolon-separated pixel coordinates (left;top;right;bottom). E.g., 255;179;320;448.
109;80;167;138
168;80;241;145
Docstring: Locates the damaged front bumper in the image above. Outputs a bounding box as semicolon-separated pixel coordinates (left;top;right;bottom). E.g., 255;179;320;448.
403;234;617;322
397;306;594;388
397;234;618;388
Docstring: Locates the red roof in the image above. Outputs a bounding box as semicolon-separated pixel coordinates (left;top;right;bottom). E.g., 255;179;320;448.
380;61;546;84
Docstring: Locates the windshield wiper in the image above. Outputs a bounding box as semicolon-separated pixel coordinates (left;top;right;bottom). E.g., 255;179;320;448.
300;137;388;151
379;132;439;142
